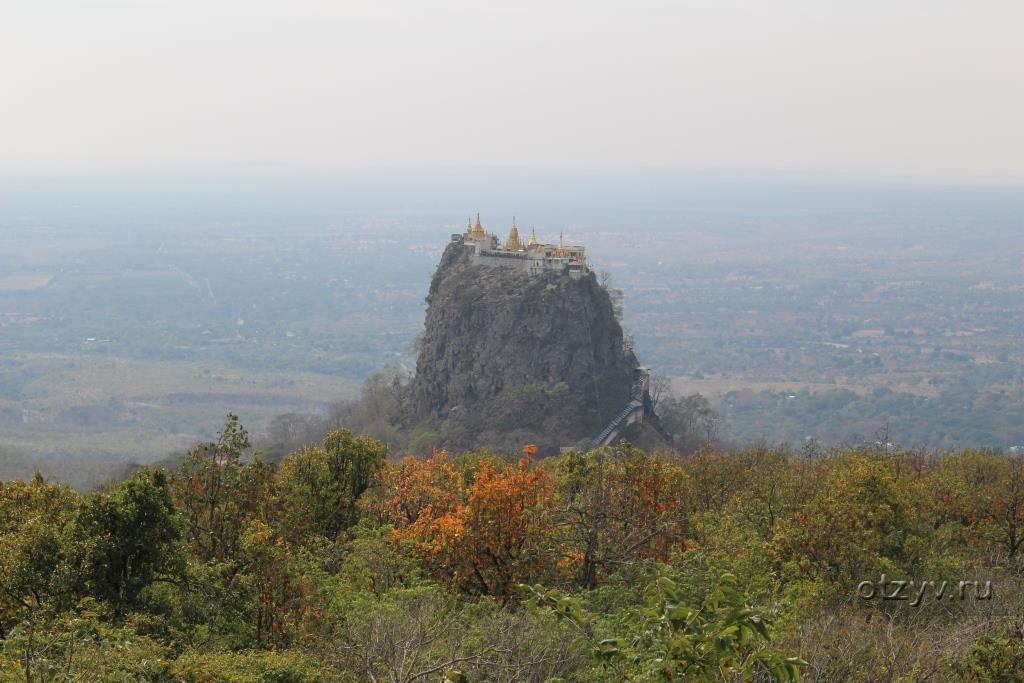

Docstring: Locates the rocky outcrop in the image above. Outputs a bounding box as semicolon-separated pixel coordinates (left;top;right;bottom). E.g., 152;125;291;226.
408;240;639;452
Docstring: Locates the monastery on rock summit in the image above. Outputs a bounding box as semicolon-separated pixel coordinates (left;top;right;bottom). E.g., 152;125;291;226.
451;213;590;279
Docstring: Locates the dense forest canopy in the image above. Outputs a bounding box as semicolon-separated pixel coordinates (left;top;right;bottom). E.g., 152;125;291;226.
1;416;1023;681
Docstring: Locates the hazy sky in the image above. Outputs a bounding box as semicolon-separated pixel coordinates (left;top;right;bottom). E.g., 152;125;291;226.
2;1;1022;183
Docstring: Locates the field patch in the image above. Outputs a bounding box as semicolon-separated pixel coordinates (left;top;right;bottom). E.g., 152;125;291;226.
5;353;360;461
0;274;54;290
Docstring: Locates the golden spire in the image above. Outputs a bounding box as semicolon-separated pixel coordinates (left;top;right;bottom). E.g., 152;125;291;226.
470;212;486;239
505;216;523;251
466;217;472;235
528;227;539;247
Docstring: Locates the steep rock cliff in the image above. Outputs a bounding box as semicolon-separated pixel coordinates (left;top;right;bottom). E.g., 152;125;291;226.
408;240;638;451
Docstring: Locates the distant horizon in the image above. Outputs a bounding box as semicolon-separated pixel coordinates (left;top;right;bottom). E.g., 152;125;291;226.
3;166;1023;231
3;164;1024;190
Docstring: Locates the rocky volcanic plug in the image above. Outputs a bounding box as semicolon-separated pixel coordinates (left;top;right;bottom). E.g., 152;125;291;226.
408;236;639;452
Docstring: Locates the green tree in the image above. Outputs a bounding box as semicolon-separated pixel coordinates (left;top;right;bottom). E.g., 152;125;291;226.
0;475;79;679
171;415;275;565
657;393;719;453
531;571;804;682
65;468;181;609
926;450;1024;565
773;451;924;584
275;429;388;545
0;475;77;626
0;598;175;682
959;626;1024;682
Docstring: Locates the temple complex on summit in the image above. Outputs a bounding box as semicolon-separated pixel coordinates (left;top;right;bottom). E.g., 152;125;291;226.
451;213;590;279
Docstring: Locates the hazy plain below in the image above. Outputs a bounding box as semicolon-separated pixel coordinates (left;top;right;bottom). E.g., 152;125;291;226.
2;168;1023;478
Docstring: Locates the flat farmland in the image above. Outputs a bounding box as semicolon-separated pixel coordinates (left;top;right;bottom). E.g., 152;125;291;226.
0;273;55;291
0;353;359;460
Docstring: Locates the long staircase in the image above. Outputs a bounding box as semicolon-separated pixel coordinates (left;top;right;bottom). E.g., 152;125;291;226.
591;368;650;447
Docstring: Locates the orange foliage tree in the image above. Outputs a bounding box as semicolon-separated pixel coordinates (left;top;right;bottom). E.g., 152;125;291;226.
376;445;556;599
361;450;462;528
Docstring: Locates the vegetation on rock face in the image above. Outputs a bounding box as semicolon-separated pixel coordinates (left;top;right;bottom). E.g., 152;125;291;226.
1;415;1024;680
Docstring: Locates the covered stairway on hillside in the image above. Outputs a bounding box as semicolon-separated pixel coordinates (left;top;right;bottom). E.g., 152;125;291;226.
591;367;650;447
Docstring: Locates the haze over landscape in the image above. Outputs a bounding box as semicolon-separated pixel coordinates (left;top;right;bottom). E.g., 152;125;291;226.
3;1;1022;182
3;171;1023;480
3;2;1024;681
2;0;1024;477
